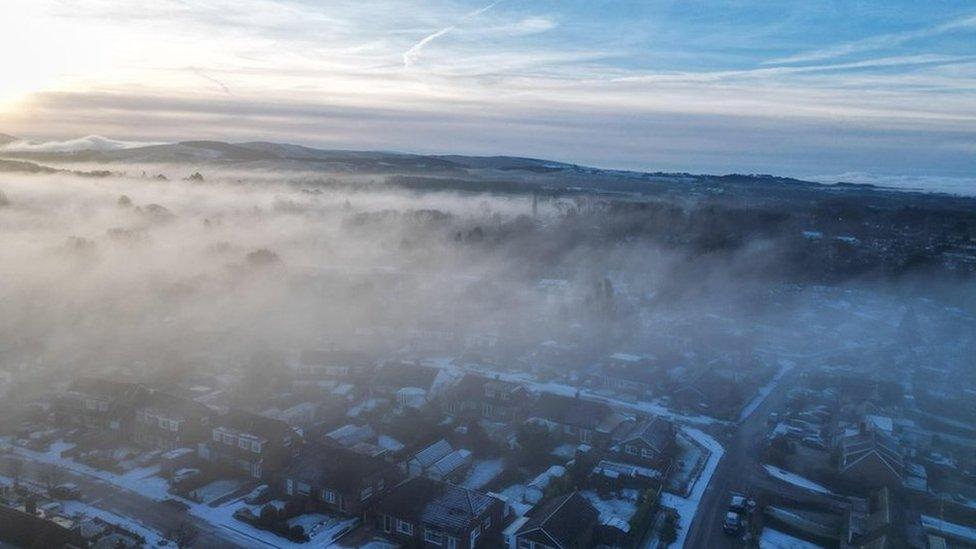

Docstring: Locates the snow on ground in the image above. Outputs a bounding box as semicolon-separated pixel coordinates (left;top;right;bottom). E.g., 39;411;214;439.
666;432;705;496
739;359;795;422
657;428;725;549
62;500;168;546
13;444;172;501
192;499;358;548
194;479;245;504
921;514;976;544
762;465;833;495
581;489;640;523
421;357;726;426
460;458;504;490
759;527;824;548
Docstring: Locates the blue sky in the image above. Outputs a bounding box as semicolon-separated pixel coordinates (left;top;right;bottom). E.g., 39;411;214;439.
1;0;975;184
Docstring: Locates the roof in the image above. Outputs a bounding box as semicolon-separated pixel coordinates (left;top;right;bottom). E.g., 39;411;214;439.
66;377;143;401
840;431;904;479
374;362;439;390
412;439;453;468
325;424;376;447
516;491;599;549
449;374;526;401
137;390;212;420
285;445;391;492
618;417;674;454
531;394;613;430
376;477;498;533
428;449;472;478
216;410;297;443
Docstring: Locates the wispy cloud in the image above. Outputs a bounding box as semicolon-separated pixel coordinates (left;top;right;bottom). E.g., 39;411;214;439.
766;12;976;65
403;27;455;68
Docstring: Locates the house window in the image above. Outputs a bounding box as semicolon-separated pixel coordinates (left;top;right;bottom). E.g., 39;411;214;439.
85;399;97;410
169;420;179;432
470;525;480;546
447;537;458;549
360;486;373;501
424;529;444;545
482;403;493;418
396;520;413;535
252;463;261;479
98;401;109;412
322;489;336;503
383;514;393;533
251;441;261;453
285;479;294;495
239;438;250;450
580;429;592;443
212;430;221;442
626;445;638;455
641;449;654;459
297;482;311;496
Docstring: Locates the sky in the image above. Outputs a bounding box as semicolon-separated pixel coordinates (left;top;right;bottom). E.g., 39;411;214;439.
1;0;975;184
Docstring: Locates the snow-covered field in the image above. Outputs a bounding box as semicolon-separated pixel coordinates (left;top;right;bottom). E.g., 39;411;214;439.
657;428;725;549
762;464;833;495
581;489;640;523
759;527;824;548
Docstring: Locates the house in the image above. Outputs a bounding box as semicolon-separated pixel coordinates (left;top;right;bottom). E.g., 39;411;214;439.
609;417;675;469
838;430;904;488
591;353;659;397
297;349;374;381
55;377;148;435
528;394;627;446
672;370;745;418
201;410;301;481
444;374;533;424
513;491;599;549
283;445;398;517
374;476;504;549
132;390;213;451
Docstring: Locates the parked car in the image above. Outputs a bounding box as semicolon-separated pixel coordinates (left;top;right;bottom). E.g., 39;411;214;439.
51;483;81;499
723;511;743;535
801;436;827;451
244;484;271;505
729;494;756;513
172;468;201;484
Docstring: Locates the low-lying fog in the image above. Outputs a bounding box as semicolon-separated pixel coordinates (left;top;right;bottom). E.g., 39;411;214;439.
0;166;972;399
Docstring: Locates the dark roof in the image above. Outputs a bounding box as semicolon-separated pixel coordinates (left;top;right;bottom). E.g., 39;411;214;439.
619;417;674;453
217;410;297;443
376;477;497;533
531;393;612;429
67;377;143;400
516;491;599;549
374;362;439;390
300;349;372;368
285;445;391;492
137;390;212;420
449;374;525;400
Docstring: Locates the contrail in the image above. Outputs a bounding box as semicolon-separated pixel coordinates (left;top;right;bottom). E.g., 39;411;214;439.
190;67;232;95
402;1;502;68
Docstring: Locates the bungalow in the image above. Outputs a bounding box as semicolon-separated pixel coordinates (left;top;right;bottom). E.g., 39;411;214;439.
444;374;533;424
513;491;599;549
201;410;301;481
609;416;675;470
283;445;398;517
528;394;627;447
132;390;213;451
55;377;148;435
374;476;504;549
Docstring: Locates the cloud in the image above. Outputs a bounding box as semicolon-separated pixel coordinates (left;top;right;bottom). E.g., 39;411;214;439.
766;12;976;66
0;135;163;152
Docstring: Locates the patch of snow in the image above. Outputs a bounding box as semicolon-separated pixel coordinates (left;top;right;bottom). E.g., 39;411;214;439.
461;458;504;489
762;465;833;495
61;500;167;546
658;428;725;549
739;359;795;422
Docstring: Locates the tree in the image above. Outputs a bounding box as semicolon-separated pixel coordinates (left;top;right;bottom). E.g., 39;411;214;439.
659;510;679;546
40;464;64;492
167;521;199;549
117;194;132;207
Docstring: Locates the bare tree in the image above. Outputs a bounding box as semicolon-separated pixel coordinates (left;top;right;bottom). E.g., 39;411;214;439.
39;464;64;492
